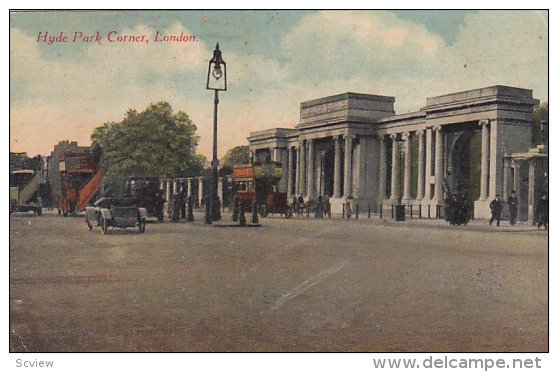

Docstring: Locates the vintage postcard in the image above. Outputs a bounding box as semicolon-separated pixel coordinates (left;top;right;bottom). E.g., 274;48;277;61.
8;8;549;361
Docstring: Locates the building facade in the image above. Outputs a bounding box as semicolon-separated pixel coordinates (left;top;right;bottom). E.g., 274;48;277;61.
248;86;539;219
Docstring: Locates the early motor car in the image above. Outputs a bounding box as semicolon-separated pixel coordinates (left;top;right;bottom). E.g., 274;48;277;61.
85;197;147;234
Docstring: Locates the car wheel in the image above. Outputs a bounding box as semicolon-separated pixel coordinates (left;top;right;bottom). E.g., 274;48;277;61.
138;219;146;233
101;217;109;234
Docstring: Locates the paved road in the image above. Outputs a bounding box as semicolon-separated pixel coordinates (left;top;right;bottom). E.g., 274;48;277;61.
9;211;548;352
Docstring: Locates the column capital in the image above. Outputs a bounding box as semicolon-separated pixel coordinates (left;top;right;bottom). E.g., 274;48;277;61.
417;128;425;136
389;133;398;139
402;132;411;140
433;125;442;132
479;119;490;127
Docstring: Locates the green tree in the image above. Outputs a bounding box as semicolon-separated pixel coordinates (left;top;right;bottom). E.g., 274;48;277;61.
221;145;251;167
532;102;548;146
91;102;204;188
219;145;251;176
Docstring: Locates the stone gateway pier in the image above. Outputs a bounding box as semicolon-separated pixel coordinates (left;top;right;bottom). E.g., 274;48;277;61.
248;86;540;219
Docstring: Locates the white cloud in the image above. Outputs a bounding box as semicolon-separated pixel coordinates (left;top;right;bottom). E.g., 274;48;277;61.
10;11;548;159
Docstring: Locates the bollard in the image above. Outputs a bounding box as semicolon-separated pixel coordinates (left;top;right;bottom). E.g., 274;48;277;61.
239;203;247;227
368;203;371;218
252;201;259;224
418;204;422;219
410;204;413;219
187;201;195;222
427;205;431;219
391;204;394;219
342;203;345;219
306;204;310;218
205;200;211;224
232;197;239;222
379;204;383;219
356;204;359;219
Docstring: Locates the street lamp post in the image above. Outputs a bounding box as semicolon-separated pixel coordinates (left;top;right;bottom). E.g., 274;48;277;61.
206;43;227;224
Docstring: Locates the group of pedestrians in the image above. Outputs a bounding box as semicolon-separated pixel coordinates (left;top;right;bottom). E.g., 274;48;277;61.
488;190;548;229
291;195;331;218
445;193;470;226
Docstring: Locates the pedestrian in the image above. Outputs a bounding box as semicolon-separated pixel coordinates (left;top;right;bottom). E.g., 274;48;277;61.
232;194;240;222
291;195;298;218
170;193;181;222
489;194;503;226
154;189;165;223
187;194;195;222
345;197;352;219
215;196;222;221
444;193;453;223
459;193;470;225
297;195;304;218
535;193;548;230
325;194;331;218
315;195;324;218
179;188;187;220
507;190;518;226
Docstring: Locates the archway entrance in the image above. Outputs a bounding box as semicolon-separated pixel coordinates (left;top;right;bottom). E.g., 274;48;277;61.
449;130;481;207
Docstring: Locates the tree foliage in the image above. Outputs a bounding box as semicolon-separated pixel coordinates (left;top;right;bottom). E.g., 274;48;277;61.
219;145;251;176
221;145;250;167
532;102;548;146
91;102;204;186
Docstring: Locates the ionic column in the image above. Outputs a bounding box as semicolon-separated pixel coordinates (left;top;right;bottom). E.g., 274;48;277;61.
172;179;178;195
333;136;342;198
187;178;193;197
488;119;501;200
287;146;294;197
389;134;400;202
503;156;510;199
402;132;412;201
307;139;315;199
159;178;164;191
343;134;353;198
300;141;307;197
513;159;522;196
198;177;204;204
295;146;300;196
217;177;223;202
423;128;433;202
433;126;444;202
416;130;425;201
378;135;387;201
479;119;490;201
165;178;171;202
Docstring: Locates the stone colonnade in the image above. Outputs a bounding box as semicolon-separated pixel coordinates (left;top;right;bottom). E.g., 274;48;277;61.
159;176;224;208
257;118;502;214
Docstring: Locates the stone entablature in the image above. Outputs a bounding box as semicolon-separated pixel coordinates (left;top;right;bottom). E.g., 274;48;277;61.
298;92;395;128
248;85;540;219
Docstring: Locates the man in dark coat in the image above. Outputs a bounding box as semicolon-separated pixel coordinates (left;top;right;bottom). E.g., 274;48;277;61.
154;189;165;223
507;190;518;226
489;194;503;226
179;189;187;220
536;194;548;230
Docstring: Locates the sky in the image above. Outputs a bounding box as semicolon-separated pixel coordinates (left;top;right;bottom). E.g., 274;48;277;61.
9;10;548;158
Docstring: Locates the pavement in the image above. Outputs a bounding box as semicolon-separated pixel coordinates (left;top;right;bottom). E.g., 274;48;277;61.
9;210;548;352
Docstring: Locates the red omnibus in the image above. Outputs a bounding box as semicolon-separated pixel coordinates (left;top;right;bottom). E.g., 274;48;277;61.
232;161;291;217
